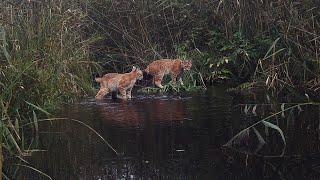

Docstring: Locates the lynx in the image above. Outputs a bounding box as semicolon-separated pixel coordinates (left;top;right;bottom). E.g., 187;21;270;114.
95;66;143;100
144;59;192;88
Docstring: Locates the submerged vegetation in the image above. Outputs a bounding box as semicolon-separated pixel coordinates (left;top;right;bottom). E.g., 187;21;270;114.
0;0;319;178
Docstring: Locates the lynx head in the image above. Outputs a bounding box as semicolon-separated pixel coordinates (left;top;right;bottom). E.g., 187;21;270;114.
181;60;192;71
132;66;143;80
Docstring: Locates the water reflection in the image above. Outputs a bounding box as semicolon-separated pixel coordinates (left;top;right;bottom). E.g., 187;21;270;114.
97;95;188;127
13;87;320;180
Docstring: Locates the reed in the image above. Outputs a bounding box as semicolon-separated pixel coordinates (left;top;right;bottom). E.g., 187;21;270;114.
0;0;97;177
224;102;318;157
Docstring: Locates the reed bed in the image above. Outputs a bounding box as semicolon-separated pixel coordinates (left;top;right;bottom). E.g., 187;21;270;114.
0;0;97;177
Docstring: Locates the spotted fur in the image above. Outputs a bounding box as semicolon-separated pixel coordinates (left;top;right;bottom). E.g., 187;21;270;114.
144;59;192;88
95;66;143;100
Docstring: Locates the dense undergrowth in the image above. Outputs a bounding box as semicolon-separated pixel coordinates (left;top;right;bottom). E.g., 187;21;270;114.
0;0;319;178
87;0;319;98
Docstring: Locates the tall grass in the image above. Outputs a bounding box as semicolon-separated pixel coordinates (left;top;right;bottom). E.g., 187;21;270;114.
0;0;98;177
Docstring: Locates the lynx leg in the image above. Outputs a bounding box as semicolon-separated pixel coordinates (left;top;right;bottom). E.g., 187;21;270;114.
95;88;109;100
170;73;178;86
126;88;133;99
154;74;164;88
117;88;127;100
176;72;184;86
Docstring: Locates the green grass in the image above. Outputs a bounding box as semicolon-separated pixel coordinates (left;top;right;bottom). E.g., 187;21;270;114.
0;0;98;178
139;71;206;93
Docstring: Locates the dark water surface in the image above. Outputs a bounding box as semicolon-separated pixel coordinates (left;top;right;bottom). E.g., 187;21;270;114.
19;87;320;180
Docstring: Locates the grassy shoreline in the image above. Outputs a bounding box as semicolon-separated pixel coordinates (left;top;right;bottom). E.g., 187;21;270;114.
0;1;97;177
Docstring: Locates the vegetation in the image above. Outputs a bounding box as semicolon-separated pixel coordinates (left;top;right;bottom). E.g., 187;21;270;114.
86;0;318;96
0;0;97;177
139;70;206;93
0;0;319;178
224;102;315;157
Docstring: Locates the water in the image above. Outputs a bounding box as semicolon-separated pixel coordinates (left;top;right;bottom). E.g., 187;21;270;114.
18;87;320;180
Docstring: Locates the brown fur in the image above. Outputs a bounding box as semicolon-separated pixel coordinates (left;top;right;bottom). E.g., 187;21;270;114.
95;66;143;100
145;59;192;88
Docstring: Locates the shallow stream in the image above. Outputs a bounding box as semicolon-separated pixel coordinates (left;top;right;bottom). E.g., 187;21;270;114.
20;87;320;180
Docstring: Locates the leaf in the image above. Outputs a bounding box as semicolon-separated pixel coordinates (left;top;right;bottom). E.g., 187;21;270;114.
305;93;310;101
297;105;302;113
14;164;52;180
266;94;270;102
263;48;285;61
225;129;250;147
281;103;285;118
244;105;250;114
33;111;39;132
265;76;270;86
253;127;266;145
0;25;11;64
14;118;20;135
7;119;20;141
287;109;295;128
253;127;266;153
262;120;286;146
281;103;285;111
252;105;257;116
3;126;23;155
264;125;269;137
262;37;280;60
25;101;51;116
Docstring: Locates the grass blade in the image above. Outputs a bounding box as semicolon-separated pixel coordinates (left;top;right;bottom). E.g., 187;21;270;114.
262;120;286;147
13;164;52;180
21;118;119;155
24;101;51;116
32;111;39;132
253;127;266;145
262;37;280;60
253;127;266;153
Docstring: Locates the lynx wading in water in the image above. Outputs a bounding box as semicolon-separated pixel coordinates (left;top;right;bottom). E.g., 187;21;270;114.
144;59;192;88
95;66;143;100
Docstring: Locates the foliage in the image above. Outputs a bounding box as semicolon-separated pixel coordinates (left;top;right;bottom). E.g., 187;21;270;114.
140;71;206;93
0;0;98;178
84;0;318;98
174;28;282;84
